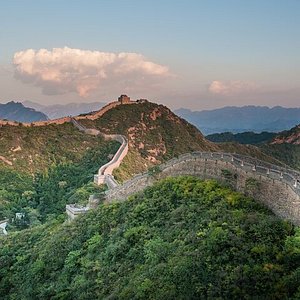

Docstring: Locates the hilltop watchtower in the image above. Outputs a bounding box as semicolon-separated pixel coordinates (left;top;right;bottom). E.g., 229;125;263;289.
118;94;131;104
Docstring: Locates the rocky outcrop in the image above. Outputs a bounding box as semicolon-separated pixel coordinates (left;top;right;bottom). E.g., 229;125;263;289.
0;156;13;166
272;125;300;145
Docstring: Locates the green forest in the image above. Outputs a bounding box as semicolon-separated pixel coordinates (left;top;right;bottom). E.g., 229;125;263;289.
1;176;300;299
0;138;119;228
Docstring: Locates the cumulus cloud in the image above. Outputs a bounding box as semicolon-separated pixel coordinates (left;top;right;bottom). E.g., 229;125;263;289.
13;47;170;97
208;80;257;96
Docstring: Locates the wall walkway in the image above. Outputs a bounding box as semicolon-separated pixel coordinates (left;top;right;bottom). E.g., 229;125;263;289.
105;152;300;225
68;104;300;225
66;118;129;220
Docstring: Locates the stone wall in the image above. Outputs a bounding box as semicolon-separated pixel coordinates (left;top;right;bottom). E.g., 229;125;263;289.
0;97;137;128
76;100;136;121
101;135;128;175
93;134;128;185
106;152;300;225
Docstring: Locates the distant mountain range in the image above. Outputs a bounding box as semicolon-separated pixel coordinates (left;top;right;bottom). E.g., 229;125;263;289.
206;131;277;145
205;122;300;170
175;106;300;135
0;101;48;123
23;100;106;119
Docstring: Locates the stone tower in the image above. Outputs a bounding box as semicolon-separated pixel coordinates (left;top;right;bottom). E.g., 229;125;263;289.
118;94;131;104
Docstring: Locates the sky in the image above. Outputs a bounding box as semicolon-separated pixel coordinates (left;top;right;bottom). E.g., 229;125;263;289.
0;0;299;110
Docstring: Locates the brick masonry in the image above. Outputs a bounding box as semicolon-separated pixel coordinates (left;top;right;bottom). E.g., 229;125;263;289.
106;152;300;225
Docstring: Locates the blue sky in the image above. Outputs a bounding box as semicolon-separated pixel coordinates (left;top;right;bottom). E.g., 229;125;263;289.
0;0;299;109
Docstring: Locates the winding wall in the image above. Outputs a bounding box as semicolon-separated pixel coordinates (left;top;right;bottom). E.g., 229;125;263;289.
68;103;300;225
67;118;129;220
105;152;300;225
70;118;128;187
0;99;136;127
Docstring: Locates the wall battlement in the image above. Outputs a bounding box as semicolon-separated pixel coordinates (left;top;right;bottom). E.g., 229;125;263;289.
66;97;300;225
105;152;300;225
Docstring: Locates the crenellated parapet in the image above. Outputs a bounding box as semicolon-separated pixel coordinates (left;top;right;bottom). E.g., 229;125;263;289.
66;97;300;224
105;152;300;225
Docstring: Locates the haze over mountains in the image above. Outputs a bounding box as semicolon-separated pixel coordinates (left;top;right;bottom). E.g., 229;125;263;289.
1;101;300;137
23;100;105;119
0;101;48;123
175;105;300;135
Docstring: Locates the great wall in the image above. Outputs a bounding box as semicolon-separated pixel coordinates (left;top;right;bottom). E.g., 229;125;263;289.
104;152;300;225
64;97;300;225
66;96;133;220
0;94;139;128
1;94;300;226
66;118;129;219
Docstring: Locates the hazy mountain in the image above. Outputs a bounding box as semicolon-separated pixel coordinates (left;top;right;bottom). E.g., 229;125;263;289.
23;100;106;119
0;101;48;123
175;106;300;135
206;131;277;145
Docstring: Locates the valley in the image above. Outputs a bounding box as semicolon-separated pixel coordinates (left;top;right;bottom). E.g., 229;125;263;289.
2;2;299;298
1;96;300;299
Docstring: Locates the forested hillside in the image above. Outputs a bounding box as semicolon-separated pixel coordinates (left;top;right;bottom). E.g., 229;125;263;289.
204;125;300;171
0;121;120;226
1;176;300;299
80;101;218;180
81;102;218;159
0;122;111;173
0;139;119;226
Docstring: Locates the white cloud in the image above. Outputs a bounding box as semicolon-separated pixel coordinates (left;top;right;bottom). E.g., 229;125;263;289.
13;47;170;97
208;80;257;96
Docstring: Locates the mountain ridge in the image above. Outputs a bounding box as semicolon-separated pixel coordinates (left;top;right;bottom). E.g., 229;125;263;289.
175;105;300;134
0;101;48;123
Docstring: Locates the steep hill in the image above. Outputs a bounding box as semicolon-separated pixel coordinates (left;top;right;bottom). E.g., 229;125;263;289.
0;100;218;177
0;101;48;123
1;176;299;299
271;124;300;145
257;124;300;170
79;101;218;179
0;122;114;173
204;124;300;171
0;98;219;222
217;142;285;166
0;97;291;223
0;121;120;222
175;106;300;134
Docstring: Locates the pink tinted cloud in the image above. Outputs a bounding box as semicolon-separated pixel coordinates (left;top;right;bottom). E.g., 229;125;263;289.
208;80;258;96
13;47;170;97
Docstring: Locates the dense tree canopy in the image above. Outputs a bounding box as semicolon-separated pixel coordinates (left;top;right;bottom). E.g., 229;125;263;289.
0;140;119;227
1;176;300;299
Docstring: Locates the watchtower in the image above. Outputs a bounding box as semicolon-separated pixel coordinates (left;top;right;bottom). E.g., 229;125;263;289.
118;94;131;104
